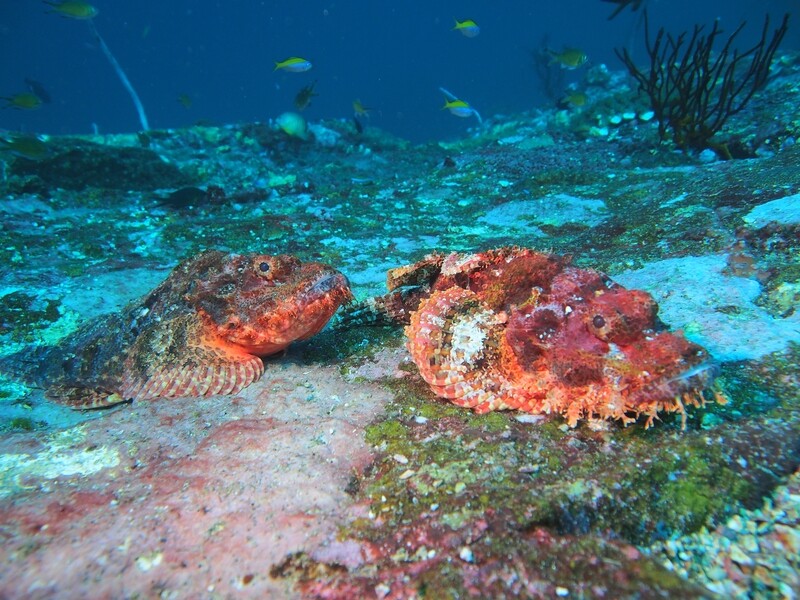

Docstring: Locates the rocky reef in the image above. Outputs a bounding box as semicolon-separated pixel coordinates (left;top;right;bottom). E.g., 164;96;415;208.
1;55;800;598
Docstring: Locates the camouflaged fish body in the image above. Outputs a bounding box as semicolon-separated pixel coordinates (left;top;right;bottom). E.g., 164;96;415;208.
5;250;352;409
345;247;723;428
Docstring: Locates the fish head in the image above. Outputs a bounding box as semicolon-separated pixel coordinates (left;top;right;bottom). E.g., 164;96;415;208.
506;266;717;412
186;252;352;356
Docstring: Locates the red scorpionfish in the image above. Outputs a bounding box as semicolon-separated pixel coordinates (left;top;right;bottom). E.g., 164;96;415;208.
357;246;724;428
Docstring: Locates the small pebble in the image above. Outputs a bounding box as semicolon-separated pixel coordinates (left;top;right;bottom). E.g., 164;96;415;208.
647;467;800;597
515;414;545;424
727;514;744;532
739;534;759;553
459;546;474;563
703;564;727;582
728;544;754;567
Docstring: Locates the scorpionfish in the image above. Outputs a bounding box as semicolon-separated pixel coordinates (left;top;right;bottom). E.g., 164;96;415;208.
5;250;351;409
358;246;723;428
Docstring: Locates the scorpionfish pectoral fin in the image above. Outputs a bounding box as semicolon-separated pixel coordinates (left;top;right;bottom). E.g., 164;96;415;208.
120;314;265;402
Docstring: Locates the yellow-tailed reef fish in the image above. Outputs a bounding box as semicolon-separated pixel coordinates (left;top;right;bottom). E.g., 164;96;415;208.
2;92;43;110
43;0;98;19
353;99;372;118
453;19;480;38
274;57;313;73
440;87;482;124
548;47;589;69
275;112;309;140
0;134;51;160
558;90;588;109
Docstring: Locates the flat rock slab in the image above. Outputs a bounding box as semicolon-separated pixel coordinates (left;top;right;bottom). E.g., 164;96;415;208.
0;359;390;598
614;253;800;361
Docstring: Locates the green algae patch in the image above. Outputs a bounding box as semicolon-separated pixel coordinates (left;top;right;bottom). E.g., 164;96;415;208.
9;141;192;192
349;367;800;572
609;439;754;539
380;376;468;421
4;417;39;432
365;418;406;445
0;291;62;343
466;410;508;432
714;346;800;424
309;324;404;372
0;424;120;498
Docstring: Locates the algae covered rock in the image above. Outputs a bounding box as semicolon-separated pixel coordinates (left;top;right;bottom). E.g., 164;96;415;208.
10;140;192;191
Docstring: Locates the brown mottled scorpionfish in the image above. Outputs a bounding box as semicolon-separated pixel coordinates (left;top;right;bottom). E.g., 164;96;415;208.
2;250;352;409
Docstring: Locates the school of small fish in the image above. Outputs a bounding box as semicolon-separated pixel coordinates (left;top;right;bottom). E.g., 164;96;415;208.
6;0;603;135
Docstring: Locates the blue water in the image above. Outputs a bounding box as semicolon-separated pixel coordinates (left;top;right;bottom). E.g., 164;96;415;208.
2;0;797;142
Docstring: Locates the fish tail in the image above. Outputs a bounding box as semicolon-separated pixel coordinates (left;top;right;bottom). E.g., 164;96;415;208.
0;345;53;386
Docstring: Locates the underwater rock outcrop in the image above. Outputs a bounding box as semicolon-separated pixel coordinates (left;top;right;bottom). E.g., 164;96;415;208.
9;139;191;191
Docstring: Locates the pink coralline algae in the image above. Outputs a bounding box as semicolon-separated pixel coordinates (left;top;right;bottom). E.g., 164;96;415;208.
0;362;388;598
